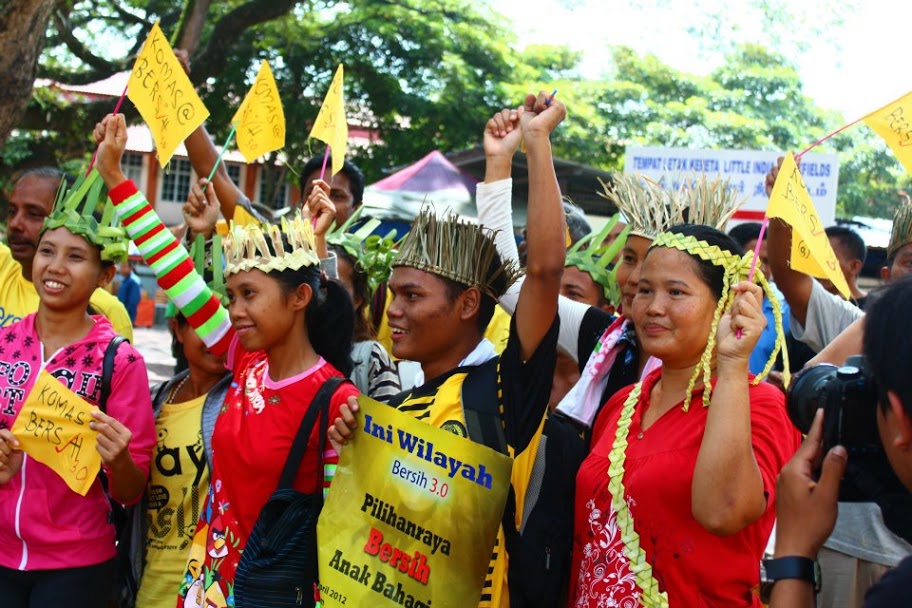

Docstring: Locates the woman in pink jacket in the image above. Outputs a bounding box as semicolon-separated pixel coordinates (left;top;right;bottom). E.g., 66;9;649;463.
0;170;155;608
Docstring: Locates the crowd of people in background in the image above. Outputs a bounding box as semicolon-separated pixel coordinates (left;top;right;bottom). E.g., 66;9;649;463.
1;47;912;608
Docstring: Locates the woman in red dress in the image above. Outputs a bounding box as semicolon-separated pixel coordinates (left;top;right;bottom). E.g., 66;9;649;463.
570;224;801;607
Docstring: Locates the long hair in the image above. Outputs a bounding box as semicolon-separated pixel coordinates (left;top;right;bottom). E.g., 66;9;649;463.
330;245;373;342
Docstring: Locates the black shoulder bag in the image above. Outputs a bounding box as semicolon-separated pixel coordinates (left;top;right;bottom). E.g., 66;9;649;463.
97;336;139;608
234;376;345;608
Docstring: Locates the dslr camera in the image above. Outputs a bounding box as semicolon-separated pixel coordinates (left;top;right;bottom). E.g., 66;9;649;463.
787;355;911;539
787;355;907;501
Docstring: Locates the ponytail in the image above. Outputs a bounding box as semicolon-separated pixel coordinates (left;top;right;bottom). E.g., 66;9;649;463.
306;277;354;377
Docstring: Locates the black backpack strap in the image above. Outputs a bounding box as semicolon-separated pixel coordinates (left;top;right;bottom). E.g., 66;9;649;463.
98;335;128;494
461;357;508;456
100;335;128;413
277;377;346;491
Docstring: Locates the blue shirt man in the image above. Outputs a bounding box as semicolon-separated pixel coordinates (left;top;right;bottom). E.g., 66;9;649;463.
117;261;143;323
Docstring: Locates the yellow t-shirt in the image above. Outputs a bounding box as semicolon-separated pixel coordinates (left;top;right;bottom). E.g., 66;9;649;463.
0;243;133;340
215;201;259;236
136;393;209;608
392;316;558;608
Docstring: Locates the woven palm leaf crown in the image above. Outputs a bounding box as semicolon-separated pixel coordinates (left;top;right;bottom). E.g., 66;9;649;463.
564;213;630;301
888;193;912;259
393;206;521;299
599;173;743;238
40;168;129;262
222;212;319;276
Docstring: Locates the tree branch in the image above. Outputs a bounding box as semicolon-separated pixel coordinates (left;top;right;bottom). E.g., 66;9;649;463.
52;9;121;74
191;0;299;83
107;1;153;28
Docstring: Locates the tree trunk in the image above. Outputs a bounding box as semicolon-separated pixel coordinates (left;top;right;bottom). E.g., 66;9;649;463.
0;0;56;146
175;0;212;55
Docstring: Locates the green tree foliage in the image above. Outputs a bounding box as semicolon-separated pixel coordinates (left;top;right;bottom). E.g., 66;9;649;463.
509;42;907;219
13;0;515;197
7;0;908;219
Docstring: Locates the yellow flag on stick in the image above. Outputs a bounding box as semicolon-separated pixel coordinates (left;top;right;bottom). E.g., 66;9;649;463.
863;91;912;174
127;22;209;167
766;153;851;299
231;60;286;162
10;372;102;496
309;64;348;176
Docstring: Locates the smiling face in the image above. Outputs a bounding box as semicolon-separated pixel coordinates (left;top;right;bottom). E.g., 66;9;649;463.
7;175;56;279
630;247;717;368
386;266;473;368
225;269;311;352
33;227;110;313
614;234;653;314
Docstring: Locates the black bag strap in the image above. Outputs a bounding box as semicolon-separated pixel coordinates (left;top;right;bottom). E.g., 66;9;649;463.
277;377;346;491
100;335;128;413
96;336;130;535
459;357;518;552
461;357;508;456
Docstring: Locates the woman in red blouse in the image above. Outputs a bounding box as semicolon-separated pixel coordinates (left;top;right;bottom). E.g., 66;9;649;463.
93;114;360;608
570;224;801;607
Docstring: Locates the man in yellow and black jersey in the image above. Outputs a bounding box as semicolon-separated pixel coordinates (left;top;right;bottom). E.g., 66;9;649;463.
370;93;567;608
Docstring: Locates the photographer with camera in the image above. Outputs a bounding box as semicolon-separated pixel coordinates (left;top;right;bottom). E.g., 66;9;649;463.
768;276;912;607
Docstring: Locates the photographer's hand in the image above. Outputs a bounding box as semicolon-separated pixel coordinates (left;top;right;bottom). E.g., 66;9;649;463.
768;410;846;607
775;409;847;558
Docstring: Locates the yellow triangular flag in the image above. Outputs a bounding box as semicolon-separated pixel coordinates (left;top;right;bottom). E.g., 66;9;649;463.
863;91;912;173
766;153;851;299
309;64;348;176
127;22;209;167
231;60;285;163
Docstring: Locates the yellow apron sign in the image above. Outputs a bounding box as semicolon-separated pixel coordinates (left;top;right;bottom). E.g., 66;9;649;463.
317;398;512;608
127;22;210;167
10;371;101;495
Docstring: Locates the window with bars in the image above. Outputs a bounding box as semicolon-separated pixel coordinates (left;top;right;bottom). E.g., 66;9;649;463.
258;171;290;209
226;163;242;188
160;159;193;203
123;152;144;187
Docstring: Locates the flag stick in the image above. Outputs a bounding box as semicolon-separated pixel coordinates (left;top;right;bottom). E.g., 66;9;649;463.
87;84;129;175
203;122;238;192
318;144;331;181
795;116;864;160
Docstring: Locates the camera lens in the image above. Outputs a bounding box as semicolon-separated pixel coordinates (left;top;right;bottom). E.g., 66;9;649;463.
786;363;839;434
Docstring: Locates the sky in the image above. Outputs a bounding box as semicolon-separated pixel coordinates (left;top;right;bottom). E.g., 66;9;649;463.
491;0;912;120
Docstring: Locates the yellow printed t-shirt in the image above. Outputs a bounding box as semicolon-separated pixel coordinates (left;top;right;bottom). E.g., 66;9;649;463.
0;243;133;340
390;315;559;608
136;393;209;608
